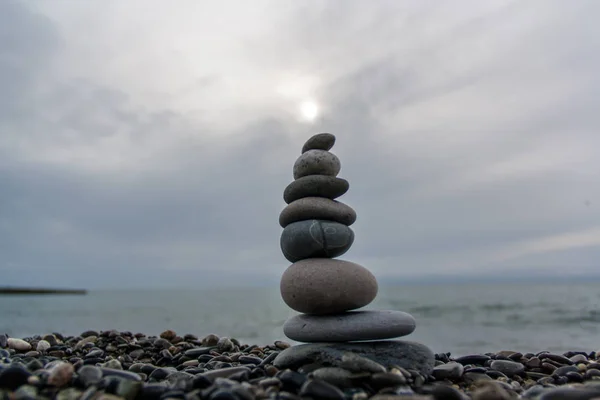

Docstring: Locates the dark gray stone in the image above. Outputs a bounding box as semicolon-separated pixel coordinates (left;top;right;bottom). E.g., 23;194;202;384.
76;366;102;387
283;175;349;204
432;362;464;380
280;219;354;262
454;355;491;366
311;368;360;388
279;197;356;228
99;368;142;382
302;133;336;153
489;359;524;377
272;340;435;376
552;365;578;376
293;150;341;180
283;310;415;342
299;378;345;400
201;367;251;380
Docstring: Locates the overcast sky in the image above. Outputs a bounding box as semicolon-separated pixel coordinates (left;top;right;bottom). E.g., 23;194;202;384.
1;0;599;289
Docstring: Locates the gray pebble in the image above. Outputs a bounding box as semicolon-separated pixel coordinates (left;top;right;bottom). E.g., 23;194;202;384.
293;149;340;180
283;175;349;204
76;366;102;387
279;197;356;228
432;362;464;380
302;133;336;153
489;359;524;377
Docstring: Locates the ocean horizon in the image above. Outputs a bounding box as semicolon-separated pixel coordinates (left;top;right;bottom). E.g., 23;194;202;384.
2;280;599;357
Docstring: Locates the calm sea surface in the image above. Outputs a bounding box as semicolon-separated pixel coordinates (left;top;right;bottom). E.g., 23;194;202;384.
2;282;600;356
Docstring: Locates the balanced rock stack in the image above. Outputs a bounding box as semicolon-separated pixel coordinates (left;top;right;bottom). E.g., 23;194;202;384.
274;133;435;376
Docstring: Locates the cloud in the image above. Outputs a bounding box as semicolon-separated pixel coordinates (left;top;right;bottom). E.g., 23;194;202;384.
0;0;599;288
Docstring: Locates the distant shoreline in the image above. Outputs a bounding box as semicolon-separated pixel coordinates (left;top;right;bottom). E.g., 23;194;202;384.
0;287;87;295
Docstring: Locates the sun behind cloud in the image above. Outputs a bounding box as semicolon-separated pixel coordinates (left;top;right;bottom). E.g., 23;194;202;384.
300;100;319;122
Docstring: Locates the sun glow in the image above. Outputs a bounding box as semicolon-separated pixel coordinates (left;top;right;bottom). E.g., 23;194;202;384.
300;101;319;122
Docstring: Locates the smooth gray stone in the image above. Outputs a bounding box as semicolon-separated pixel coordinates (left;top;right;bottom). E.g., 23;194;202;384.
283;311;415;342
283;175;349;204
273;340;435;376
280;258;377;315
489;359;524;377
302;133;336;153
293;149;340;180
432;362;464;380
279;197;356;228
280;219;354;262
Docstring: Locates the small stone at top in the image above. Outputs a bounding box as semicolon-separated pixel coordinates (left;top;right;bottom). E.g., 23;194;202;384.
302;133;336;153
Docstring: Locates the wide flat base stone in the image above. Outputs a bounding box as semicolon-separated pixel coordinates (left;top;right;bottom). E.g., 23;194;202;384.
273;340;434;376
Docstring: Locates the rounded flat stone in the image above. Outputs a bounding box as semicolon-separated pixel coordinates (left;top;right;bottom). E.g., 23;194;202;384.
279;197;356;228
283;310;416;342
280;220;354;262
273;340;435;376
302;133;336;153
283;175;349;204
293;150;341;180
280;258;377;314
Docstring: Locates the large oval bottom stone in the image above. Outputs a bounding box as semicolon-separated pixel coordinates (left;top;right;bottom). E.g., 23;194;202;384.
273;340;435;376
283;310;416;342
280;220;354;262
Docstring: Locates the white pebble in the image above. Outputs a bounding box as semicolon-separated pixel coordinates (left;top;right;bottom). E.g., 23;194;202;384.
37;339;51;352
7;338;31;351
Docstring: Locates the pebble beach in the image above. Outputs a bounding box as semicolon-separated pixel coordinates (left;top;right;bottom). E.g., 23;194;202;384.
3;330;600;400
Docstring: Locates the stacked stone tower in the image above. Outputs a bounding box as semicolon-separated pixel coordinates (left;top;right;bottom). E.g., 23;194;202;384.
274;133;434;375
